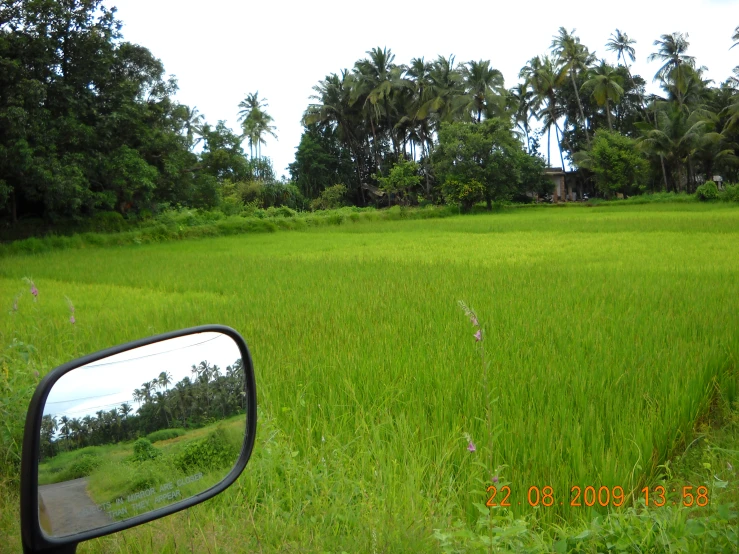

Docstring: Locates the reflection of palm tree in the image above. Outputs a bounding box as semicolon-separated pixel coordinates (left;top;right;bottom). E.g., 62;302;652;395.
157;371;172;392
119;403;132;420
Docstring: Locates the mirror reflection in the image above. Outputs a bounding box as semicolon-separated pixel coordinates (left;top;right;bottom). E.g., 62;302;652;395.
37;332;247;537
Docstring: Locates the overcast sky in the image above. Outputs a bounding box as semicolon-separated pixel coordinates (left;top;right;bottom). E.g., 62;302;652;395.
103;0;738;176
44;332;242;422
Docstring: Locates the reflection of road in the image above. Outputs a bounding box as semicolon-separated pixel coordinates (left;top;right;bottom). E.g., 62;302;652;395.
38;478;112;537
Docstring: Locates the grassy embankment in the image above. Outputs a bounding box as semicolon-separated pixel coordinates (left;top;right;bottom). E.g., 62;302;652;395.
1;203;738;552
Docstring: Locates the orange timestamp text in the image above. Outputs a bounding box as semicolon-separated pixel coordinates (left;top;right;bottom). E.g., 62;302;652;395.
485;485;710;508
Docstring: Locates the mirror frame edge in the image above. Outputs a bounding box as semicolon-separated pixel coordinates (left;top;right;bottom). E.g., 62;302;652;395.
20;324;258;554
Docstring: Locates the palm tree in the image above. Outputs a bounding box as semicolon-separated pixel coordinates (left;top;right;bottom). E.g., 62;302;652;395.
582;61;625;129
731;25;739;50
552;27;594;146
417;55;465;132
119;403;132;420
157;371;172;392
649;33;696;106
140;381;153;403
460;60;506;123
182;105;205;151
238;91;277;162
520;55;567;167
509;83;539;153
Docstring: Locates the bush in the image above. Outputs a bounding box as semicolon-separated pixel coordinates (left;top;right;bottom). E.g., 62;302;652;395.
696;181;719;201
131;438;162;462
145;429;185;443
62;454;102;480
89;211;127;233
174;427;238;473
310;184;347;211
718;183;739;202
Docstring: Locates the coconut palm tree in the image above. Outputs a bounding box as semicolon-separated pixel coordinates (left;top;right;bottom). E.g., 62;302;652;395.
119;403;132;420
649;33;696;106
460;60;506;123
552;27;594;146
521;55;567;166
582;61;625;129
731;25;739;50
182;105;205;151
157;371;172;392
238;92;277;162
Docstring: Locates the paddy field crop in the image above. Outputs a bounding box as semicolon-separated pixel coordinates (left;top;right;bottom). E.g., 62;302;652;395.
1;203;738;552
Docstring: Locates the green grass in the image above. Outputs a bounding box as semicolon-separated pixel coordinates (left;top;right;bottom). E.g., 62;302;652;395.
1;202;738;552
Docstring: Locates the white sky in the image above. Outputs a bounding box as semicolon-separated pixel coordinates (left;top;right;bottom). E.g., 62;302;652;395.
44;332;242;422
103;0;738;176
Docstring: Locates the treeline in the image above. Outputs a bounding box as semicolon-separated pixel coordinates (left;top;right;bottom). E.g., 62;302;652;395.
291;28;739;203
40;359;245;458
2;0;738;229
0;0;287;225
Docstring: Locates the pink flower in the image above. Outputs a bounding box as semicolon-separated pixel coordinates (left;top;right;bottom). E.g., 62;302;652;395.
492;475;499;484
70;315;76;324
467;441;476;452
470;316;479;327
30;285;38;300
474;329;482;342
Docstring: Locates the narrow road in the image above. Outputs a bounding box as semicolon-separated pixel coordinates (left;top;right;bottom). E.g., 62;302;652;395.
38;478;112;537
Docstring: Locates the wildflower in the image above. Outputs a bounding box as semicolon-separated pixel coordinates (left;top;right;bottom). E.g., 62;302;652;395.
66;297;75;324
492;475;499;484
467;441;476;452
474;329;482;342
729;462;734;471
23;278;38;301
470;316;479;327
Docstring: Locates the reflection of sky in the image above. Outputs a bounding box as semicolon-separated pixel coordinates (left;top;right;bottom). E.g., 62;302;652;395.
43;332;242;422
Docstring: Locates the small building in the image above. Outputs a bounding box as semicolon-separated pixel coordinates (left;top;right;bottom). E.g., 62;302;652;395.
544;168;576;202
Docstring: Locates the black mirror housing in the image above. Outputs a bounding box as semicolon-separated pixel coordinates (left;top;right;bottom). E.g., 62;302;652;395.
20;325;257;554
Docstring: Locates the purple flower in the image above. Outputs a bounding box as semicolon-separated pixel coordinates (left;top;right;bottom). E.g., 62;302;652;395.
467;441;476;452
470;316;479;327
474;329;482;342
70;315;76;324
492;475;499;484
30;285;38;299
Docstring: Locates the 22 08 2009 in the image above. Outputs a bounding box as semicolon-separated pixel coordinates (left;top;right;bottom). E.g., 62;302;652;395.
485;485;710;508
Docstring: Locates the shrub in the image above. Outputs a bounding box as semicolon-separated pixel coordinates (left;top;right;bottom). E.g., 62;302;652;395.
310;184;347;211
718;183;739;202
62;454;102;480
145;429;185;443
174;427;238;473
90;211;127;233
131;438;161;462
696;181;719;201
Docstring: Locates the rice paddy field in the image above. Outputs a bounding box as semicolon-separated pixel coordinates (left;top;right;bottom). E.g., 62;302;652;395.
1;203;738;552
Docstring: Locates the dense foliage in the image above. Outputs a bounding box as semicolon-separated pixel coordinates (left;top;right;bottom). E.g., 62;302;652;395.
39;359;246;459
0;0;282;226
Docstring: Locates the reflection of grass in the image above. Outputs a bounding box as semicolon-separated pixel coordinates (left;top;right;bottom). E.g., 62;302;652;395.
70;417;245;521
38;445;120;485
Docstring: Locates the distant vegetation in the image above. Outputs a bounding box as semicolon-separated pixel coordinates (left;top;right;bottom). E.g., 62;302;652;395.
40;360;245;460
2;2;737;239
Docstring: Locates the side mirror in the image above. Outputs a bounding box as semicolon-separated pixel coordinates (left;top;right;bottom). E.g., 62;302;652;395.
20;325;257;554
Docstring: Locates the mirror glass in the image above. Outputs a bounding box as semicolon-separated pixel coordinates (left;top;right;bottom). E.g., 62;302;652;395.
37;332;248;538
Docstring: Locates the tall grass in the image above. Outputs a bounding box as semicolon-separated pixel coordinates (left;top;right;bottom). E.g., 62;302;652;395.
1;203;738;551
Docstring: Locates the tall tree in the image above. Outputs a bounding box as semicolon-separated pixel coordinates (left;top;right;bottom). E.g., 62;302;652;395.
552;27;594;146
582;61;625;129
